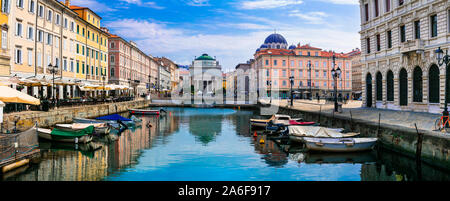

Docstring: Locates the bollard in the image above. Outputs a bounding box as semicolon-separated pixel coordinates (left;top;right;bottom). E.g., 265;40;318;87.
414;123;423;161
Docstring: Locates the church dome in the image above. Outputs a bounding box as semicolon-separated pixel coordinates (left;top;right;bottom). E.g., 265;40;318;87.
288;44;296;50
195;53;215;61
264;33;287;45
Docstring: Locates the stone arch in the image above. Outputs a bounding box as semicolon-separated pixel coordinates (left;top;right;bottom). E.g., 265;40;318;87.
366;73;373;108
376;71;383;101
386;69;394;101
399;68;408;106
413;66;423;102
429;64;440;103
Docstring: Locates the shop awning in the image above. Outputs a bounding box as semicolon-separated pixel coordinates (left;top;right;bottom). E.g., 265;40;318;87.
0;86;41;105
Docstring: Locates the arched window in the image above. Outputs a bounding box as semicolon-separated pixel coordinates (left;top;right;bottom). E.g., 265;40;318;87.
366;73;372;107
399;68;408;106
387;70;394;101
376;72;382;101
429;64;439;103
413;66;422;102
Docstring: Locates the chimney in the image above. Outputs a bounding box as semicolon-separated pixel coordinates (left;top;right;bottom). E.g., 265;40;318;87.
65;0;70;7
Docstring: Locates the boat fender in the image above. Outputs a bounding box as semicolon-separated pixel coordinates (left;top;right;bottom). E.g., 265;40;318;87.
75;137;79;144
259;138;265;144
253;131;257;137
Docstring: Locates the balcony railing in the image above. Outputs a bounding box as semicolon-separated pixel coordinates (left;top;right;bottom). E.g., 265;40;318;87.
400;39;425;54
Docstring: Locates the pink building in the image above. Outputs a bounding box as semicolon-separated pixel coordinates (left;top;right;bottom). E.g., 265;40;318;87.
107;33;152;96
252;33;360;100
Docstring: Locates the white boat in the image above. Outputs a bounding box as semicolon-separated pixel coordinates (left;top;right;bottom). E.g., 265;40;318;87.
37;128;93;144
303;137;378;152
55;123;110;135
288;126;359;142
250;114;303;127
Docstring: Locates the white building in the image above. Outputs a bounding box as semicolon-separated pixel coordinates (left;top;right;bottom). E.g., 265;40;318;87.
189;53;222;95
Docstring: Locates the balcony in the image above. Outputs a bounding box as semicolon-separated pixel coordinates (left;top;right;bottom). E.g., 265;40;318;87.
400;39;425;54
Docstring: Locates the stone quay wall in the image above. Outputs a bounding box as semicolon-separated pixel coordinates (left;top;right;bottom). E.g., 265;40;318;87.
3;100;151;131
274;106;450;169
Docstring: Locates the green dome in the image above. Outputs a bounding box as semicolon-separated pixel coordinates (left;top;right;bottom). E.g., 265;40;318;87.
195;54;215;61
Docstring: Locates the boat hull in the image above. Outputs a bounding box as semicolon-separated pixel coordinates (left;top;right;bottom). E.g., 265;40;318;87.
55;124;110;135
37;128;93;144
129;109;160;115
303;137;377;152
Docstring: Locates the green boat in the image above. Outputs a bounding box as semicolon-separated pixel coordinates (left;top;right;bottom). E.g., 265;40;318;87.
37;126;94;144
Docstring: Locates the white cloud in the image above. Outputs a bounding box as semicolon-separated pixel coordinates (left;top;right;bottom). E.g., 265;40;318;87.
238;0;303;10
105;18;359;71
289;10;328;24
70;0;117;12
119;0;165;9
185;0;211;6
220;23;272;30
317;0;359;5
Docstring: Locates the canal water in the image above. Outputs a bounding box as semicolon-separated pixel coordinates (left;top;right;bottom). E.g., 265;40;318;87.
2;107;450;181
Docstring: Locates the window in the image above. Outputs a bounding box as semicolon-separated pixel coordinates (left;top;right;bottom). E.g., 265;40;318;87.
15;48;22;64
299;61;303;67
376;34;381;51
64;18;68;29
315;70;319;78
47;9;52;22
282;80;287;86
299;70;303;77
374;0;379;17
414;20;420;39
70;22;74;31
366;37;371;53
2;0;11;13
290;60;294;67
413;66;423;102
47;33;52;45
315;52;318;56
29;0;35;13
110;55;115;63
315;61;319;67
76;62;79;73
364;3;369;22
1;30;7;49
27;26;33;40
387;30;392;48
37;53;41;67
17;0;23;8
274;60;277;66
111;68;115;77
323;71;327;78
63;59;67;71
429;65;440;103
38;5;43;17
431;14;438;38
282;69;286;77
399;0;404;6
282;60;286;66
376;72;382;101
15;22;23;37
82;63;84;74
385;0;390;12
27;49;32;66
70;60;74;72
400;25;406;43
110;42;115;49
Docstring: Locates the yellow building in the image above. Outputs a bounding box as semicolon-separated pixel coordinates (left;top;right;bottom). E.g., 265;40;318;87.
69;2;108;89
0;0;10;77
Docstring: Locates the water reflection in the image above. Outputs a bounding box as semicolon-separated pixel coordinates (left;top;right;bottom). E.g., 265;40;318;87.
3;107;450;181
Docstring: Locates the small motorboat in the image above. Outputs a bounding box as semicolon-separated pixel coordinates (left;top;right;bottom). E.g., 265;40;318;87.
55;123;110;135
288;126;358;143
302;137;378;152
37;126;94;144
250;114;302;127
129;109;161;115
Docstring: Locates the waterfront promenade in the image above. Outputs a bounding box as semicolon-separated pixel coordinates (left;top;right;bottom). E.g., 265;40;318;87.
266;99;445;134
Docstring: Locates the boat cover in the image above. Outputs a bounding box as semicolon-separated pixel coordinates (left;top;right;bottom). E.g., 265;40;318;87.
130;115;142;122
50;126;94;138
289;126;359;138
95;114;132;121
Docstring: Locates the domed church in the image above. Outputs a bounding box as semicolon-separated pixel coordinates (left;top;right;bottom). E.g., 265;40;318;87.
260;33;288;49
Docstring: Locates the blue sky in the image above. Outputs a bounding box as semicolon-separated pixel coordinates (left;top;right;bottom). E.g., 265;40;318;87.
71;0;361;72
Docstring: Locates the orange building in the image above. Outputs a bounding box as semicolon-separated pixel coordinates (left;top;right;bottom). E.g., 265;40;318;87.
252;33;360;100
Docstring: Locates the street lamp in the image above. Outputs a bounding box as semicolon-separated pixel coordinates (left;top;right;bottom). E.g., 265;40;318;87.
101;71;106;102
436;47;450;126
268;80;272;104
48;63;58;109
307;60;312;100
331;52;341;112
289;76;294;106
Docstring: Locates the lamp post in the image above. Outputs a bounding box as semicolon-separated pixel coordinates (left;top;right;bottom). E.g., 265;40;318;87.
101;72;106;102
48;63;58;109
331;52;341;112
307;60;312;100
268;80;272;104
436;47;450;126
289;76;294;106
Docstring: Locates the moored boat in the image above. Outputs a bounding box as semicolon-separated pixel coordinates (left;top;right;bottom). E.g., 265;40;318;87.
37;126;94;144
129;109;160;115
288;125;358;143
251;114;302;127
303;137;377;152
55;123;110;135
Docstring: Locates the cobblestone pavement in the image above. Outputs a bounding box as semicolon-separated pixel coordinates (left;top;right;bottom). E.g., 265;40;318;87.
263;99;444;133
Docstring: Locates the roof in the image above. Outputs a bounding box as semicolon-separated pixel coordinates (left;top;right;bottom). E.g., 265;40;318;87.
264;33;288;44
69;5;102;20
195;54;215;61
297;44;321;50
